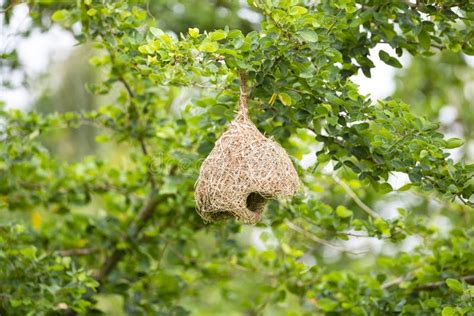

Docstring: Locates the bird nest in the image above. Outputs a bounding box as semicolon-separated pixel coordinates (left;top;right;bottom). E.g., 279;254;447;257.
194;74;299;224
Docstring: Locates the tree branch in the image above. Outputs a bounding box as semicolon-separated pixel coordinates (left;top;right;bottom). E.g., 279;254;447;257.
139;138;157;189
416;275;474;291
57;248;100;257
117;74;157;190
95;191;169;282
286;221;368;255
332;174;382;219
382;275;474;290
91;41;162;285
119;77;134;99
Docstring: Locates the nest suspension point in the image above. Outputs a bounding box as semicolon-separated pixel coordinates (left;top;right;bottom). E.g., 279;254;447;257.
194;72;300;224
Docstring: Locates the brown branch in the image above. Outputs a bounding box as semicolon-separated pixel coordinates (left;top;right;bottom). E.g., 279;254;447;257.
139;138;157;189
416;275;474;291
91;46;161;284
57;248;100;257
381;276;405;289
379;40;445;50
117;74;157;190
119;77;134;99
382;275;474;290
332;174;382;219
286;221;368;255
95;191;169;282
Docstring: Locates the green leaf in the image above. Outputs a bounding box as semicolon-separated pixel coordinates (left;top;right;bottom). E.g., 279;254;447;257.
445;138;464;149
198;40;219;53
289;6;308;15
95;134;110;143
188;28;200;38
198;141;214;155
278;93;293;106
379;50;402;68
377;183;393;194
138;44;154;55
86;8;97;16
150;27;165;38
397;183;412;191
51;10;67;22
318;298;338;311
297;29;318;43
336;206;353;218
408;172;422;183
160;176;179;195
446;278;463;294
317;153;330;163
418;31;431;51
469;194;474;204
442;306;456;316
374;218;390;235
209;30;226;41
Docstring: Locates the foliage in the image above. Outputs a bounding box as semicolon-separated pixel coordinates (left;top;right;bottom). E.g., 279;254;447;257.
0;224;98;314
0;0;473;315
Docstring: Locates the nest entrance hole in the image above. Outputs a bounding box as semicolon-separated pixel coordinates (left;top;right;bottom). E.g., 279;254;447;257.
246;192;267;213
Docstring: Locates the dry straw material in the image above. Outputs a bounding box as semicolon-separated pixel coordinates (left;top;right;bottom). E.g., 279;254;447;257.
195;73;299;224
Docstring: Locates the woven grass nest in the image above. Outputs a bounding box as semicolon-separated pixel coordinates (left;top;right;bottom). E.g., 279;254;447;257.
195;74;300;224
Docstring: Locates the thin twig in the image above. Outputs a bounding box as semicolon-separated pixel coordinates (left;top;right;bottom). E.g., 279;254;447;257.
286;221;368;255
382;275;474;290
332;175;382;219
381;276;405;289
157;240;170;269
343;232;388;238
117;74;157;190
119;77;134;99
416;275;474;291
95;191;169;282
57;248;100;257
139;138;157;189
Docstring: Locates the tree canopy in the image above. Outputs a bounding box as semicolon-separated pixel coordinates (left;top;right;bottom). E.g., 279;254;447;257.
0;0;473;315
